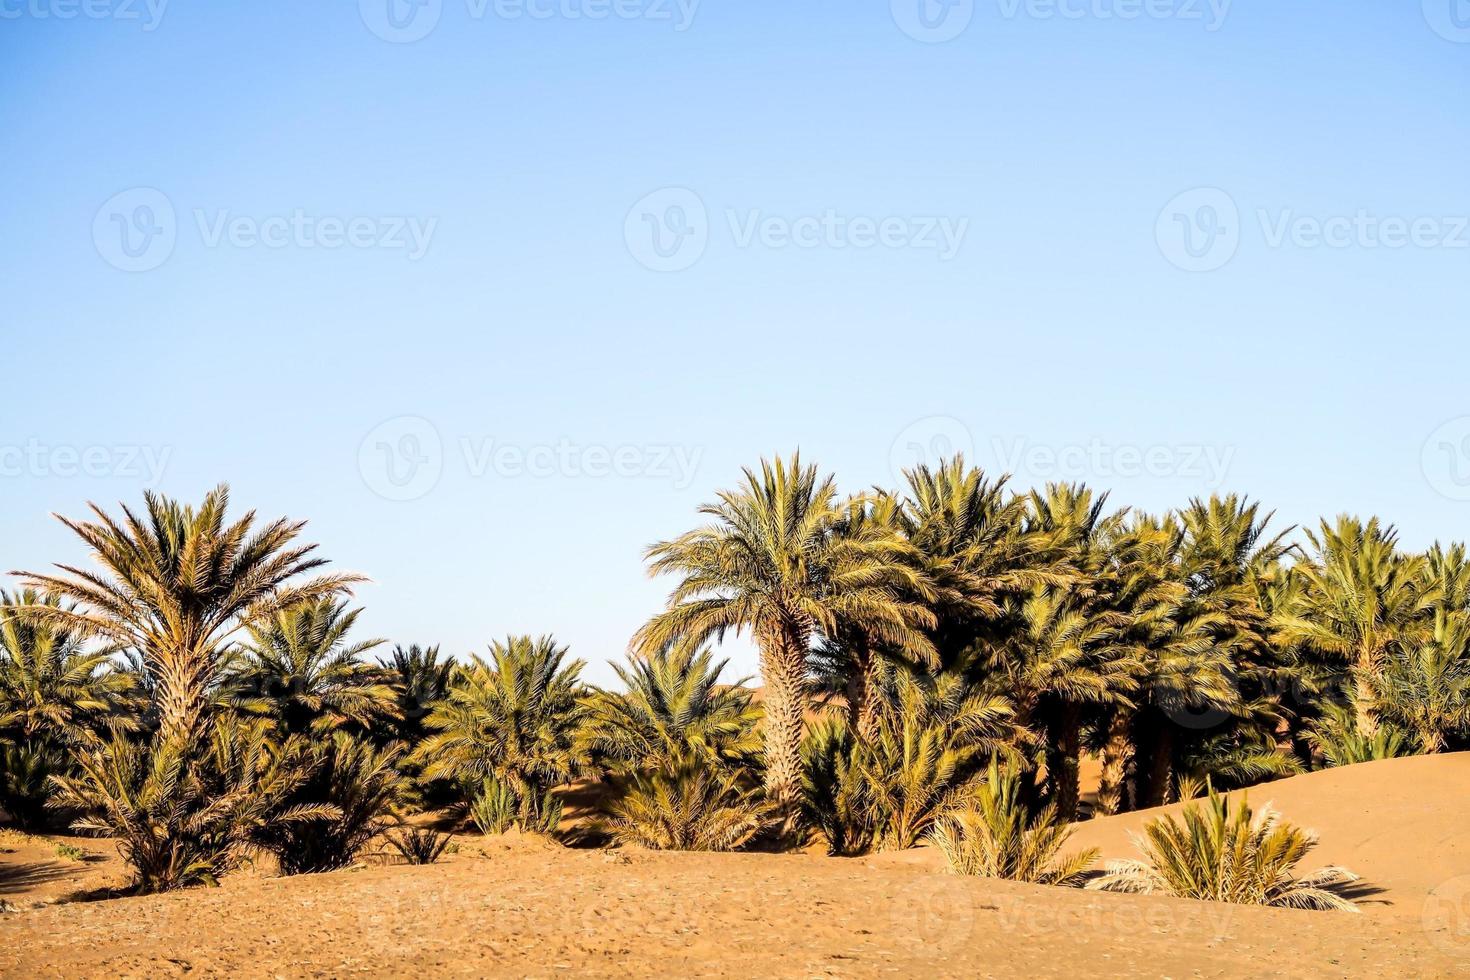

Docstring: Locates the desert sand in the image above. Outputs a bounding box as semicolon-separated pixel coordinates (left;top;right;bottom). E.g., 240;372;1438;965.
1;754;1467;978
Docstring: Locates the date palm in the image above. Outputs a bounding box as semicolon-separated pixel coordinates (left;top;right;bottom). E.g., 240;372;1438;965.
16;485;361;745
0;589;135;743
634;454;937;836
985;585;1132;819
1273;517;1430;736
414;635;589;811
587;646;761;774
816;492;938;738
231;598;395;736
1379;608;1470;752
897;458;1059;668
377;644;453;745
1088;787;1361;911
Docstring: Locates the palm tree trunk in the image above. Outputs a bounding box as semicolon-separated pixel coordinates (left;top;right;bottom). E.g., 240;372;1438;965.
1135;710;1175;809
1096;708;1133;815
1352;668;1377;736
1048;702;1082;821
156;651;211;745
847;642;884;740
758;620;809;843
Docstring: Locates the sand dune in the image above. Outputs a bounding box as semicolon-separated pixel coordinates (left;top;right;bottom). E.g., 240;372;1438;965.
1;755;1466;977
1066;752;1470;916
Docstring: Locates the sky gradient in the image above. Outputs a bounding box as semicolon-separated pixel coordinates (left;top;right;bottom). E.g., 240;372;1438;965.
3;2;1469;684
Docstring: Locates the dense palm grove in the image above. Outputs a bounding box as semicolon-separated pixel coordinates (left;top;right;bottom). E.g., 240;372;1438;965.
1;456;1464;904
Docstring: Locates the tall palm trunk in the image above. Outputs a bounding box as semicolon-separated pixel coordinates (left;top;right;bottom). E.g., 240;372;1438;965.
1047;702;1083;820
845;641;884;740
1096;708;1133;815
1352;656;1377;736
156;648;212;746
758;619;809;840
1134;709;1175;809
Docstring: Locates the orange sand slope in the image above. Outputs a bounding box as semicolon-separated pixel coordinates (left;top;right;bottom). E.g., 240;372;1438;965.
1;754;1467;978
1068;752;1470;915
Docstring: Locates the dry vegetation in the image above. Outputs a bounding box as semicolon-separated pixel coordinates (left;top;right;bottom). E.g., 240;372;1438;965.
3;458;1470;975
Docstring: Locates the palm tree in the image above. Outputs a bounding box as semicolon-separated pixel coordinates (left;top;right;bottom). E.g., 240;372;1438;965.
230;598;395;736
377;644;453;745
16;485;360;745
1378;608;1470;752
857;669;1013;850
932;758;1098;884
0;589;136;743
1274;517;1430;736
633;454;936;836
896;458;1058;670
814;492;938;738
602;764;770;852
414;635;588;816
49;718;329;892
1095;514;1238;812
1088;788;1361;911
984;585;1131;819
0;589;138;827
587;646;761;774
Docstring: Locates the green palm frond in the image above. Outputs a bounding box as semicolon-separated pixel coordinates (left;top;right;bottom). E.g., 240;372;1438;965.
932;758;1098;885
1088;788;1360;911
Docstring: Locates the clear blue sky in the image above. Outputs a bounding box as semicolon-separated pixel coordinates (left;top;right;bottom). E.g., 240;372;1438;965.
3;2;1468;685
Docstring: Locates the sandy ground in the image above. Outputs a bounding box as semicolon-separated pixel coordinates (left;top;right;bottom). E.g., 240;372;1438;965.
1;754;1467;978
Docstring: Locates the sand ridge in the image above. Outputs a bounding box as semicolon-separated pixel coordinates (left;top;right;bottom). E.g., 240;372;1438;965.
2;754;1468;978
